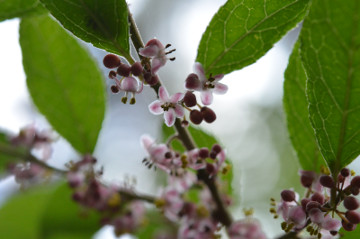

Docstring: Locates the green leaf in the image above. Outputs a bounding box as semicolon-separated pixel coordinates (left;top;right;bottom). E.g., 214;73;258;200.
20;15;105;154
40;183;100;239
196;0;309;76
0;0;46;22
340;225;360;238
40;0;131;60
300;0;360;175
135;210;176;239
0;185;56;239
283;42;326;172
162;125;233;195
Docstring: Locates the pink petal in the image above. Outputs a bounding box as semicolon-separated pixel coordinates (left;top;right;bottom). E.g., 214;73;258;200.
170;92;184;103
322;216;341;231
140;134;155;151
139;45;160;57
120;76;138;92
309;208;324;224
214;83;228;95
194;62;206;81
200;91;213;105
151;57;166;74
148;100;163;115
174;104;184;118
164;109;176;127
159;86;169;102
150;144;168;160
144;38;164;49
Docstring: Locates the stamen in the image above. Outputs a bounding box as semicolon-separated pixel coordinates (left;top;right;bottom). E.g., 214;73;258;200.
169;57;176;61
165;43;171;48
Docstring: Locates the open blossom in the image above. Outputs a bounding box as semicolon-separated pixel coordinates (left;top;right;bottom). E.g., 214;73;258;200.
148;86;184;127
185;62;228;105
139;39;175;73
140;134;183;173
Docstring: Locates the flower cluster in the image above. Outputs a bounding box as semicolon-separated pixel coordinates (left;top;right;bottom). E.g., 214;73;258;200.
67;155;146;236
104;39;228;127
103;54;144;104
7;125;55;188
272;168;360;238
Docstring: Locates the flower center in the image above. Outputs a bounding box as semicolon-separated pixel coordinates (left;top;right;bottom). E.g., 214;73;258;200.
161;102;175;111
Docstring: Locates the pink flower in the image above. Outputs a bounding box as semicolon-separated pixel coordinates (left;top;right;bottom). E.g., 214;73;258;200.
309;208;341;234
148;86;184;127
140;134;182;173
185;62;228;105
139;39;175;73
227;219;267;239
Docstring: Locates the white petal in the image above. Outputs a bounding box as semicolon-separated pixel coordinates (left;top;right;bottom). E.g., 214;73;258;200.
148;100;163;115
164;109;176;127
151;57;166;74
140;134;155;151
201;91;213;105
159;86;170;102
174;104;184;118
194;62;206;81
170;92;184;103
214;83;228;95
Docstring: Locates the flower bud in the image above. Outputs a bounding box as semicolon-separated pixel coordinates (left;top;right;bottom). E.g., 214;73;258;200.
351;186;360;195
300;170;315;188
117;64;131;77
111;85;120;93
190;110;203;125
183;91;197;107
311;192;324;205
281;190;296;202
201;107;216;123
306;201;321;212
301;198;311;211
344;196;359;210
211;144;222;154
346;210;360;224
131;62;143;76
342;220;357;231
319;175;335;188
198;148;209;159
351;176;360;188
185;73;201;90
103;54;121;68
108;70;117;79
341;168;350;177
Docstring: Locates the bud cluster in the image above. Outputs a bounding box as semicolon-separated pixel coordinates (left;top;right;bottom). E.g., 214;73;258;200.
271;168;360;238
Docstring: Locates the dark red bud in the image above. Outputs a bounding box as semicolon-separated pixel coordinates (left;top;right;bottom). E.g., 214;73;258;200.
111;85;120;93
319;175;335;188
198;148;209;159
184;91;197;107
301;198;311;211
342;220;357;231
201;107;216;123
281;190;296;202
300;171;315;188
206;163;215;174
351;186;360;195
103;54;121;68
346;210;360;224
145;74;159;86
344;196;359;210
211;144;222;154
108;70;117;79
117;64;131;77
341;168;350;177
185;73;201;90
306;201;321;212
351;176;360;188
311;192;325;205
164;152;172;159
190;110;203;125
131;62;143;76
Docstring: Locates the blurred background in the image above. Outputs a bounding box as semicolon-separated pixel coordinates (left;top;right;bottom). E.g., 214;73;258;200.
0;0;321;238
